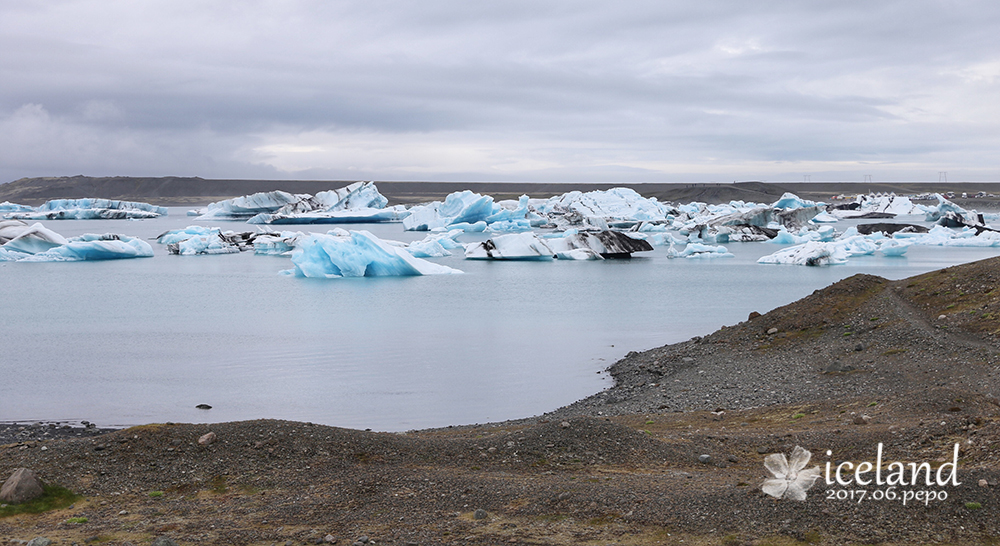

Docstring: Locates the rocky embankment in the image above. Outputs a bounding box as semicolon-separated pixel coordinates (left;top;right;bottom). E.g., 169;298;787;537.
3;258;1000;545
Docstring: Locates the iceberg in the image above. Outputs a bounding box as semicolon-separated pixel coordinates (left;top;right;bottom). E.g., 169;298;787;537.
253;231;305;256
666;243;734;259
286;230;463;278
245;182;407;224
0;220;69;254
758;241;849;266
406;230;464;258
6;198;167;220
464;232;555;260
1;221;152;262
402;191;501;231
155;226;221;244
0;201;33;213
538;187;673;229
166;231;257;255
771;192;821;210
543;230;654;258
830;193;921;218
18;234;153;262
195;190;306;221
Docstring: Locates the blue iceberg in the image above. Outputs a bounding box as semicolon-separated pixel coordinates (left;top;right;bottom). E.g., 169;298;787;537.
7;198;167;220
286;230;463;278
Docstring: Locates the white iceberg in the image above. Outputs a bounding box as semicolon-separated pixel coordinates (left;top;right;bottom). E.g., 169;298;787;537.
253;231;305;256
829;193;922;218
155;226;221;244
245;182;406;224
464;232;555;260
195;190;306;221
771;192;821;210
286;230;463;278
666;243;734;259
6;198;167;220
758;241;849;266
406;230;464;258
403;191;502;231
0;220;69;254
538;187;673;229
166;231;257;255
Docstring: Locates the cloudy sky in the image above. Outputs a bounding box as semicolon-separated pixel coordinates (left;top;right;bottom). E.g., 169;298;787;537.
2;1;999;184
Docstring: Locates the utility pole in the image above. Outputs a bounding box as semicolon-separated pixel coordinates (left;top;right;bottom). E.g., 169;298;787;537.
939;172;948;183
803;175;811;183
863;175;872;184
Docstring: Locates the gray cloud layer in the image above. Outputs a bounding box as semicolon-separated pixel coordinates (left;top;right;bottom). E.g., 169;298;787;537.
2;1;999;183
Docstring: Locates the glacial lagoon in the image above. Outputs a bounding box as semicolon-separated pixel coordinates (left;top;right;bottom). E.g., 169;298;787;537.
2;209;999;431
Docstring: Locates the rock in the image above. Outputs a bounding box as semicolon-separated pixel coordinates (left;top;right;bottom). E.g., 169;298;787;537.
979;479;989;487
767;327;778;335
195;404;212;410
727;455;738;463
151;538;179;546
198;432;217;445
473;508;488;520
324;534;337;543
823;362;855;374
748;311;761;320
357;536;369;544
938;315;946;320
853;414;872;425
1;468;45;504
698;454;712;464
560;421;570;428
26;538;52;546
756;446;769;454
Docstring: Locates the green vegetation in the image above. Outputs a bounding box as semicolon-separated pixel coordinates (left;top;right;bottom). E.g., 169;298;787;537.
791;413;805;419
66;516;88;524
0;485;80;518
147;490;164;498
965;502;983;510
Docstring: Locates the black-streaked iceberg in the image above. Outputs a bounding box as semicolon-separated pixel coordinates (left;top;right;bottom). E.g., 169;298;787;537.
6;199;167;220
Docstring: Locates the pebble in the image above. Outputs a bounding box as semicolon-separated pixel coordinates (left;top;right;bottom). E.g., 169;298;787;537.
474;508;488;519
698;454;712;464
979;479;989;487
198;432;217;446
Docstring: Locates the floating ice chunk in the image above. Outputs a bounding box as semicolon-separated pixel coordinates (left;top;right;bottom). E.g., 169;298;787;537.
287;230;463;278
544;230;654;258
0;220;69;254
810;212;839;223
155;226;221;244
758;241;848;266
253;231;305;256
465;232;555;260
830;193;921;218
0;202;33;213
403;191;498;231
406;230;464;258
447;221;488;232
486;219;533;232
667;243;734;259
197;190;305;220
0;247;29;261
248;207;408;225
539;187;673;229
14;234;153;262
771;193;820;210
878;239;911;256
167;231;257;255
7;198;167;220
556;248;604;260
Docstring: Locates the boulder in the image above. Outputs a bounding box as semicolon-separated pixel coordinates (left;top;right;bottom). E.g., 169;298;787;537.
1;468;45;504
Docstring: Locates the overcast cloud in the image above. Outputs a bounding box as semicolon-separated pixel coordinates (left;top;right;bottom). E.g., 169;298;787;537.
2;1;999;184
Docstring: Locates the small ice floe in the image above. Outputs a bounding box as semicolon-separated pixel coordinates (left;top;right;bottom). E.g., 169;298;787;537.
666;243;734;259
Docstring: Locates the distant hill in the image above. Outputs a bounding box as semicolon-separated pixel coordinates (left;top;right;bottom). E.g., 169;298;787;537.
3;175;1000;206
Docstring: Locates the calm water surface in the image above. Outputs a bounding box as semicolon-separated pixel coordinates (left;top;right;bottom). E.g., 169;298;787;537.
2;210;998;430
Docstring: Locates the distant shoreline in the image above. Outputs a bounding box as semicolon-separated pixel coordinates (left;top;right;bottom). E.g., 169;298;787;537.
4;175;1000;208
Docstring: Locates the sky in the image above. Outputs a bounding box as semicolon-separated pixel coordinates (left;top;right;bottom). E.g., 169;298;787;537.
2;1;999;184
